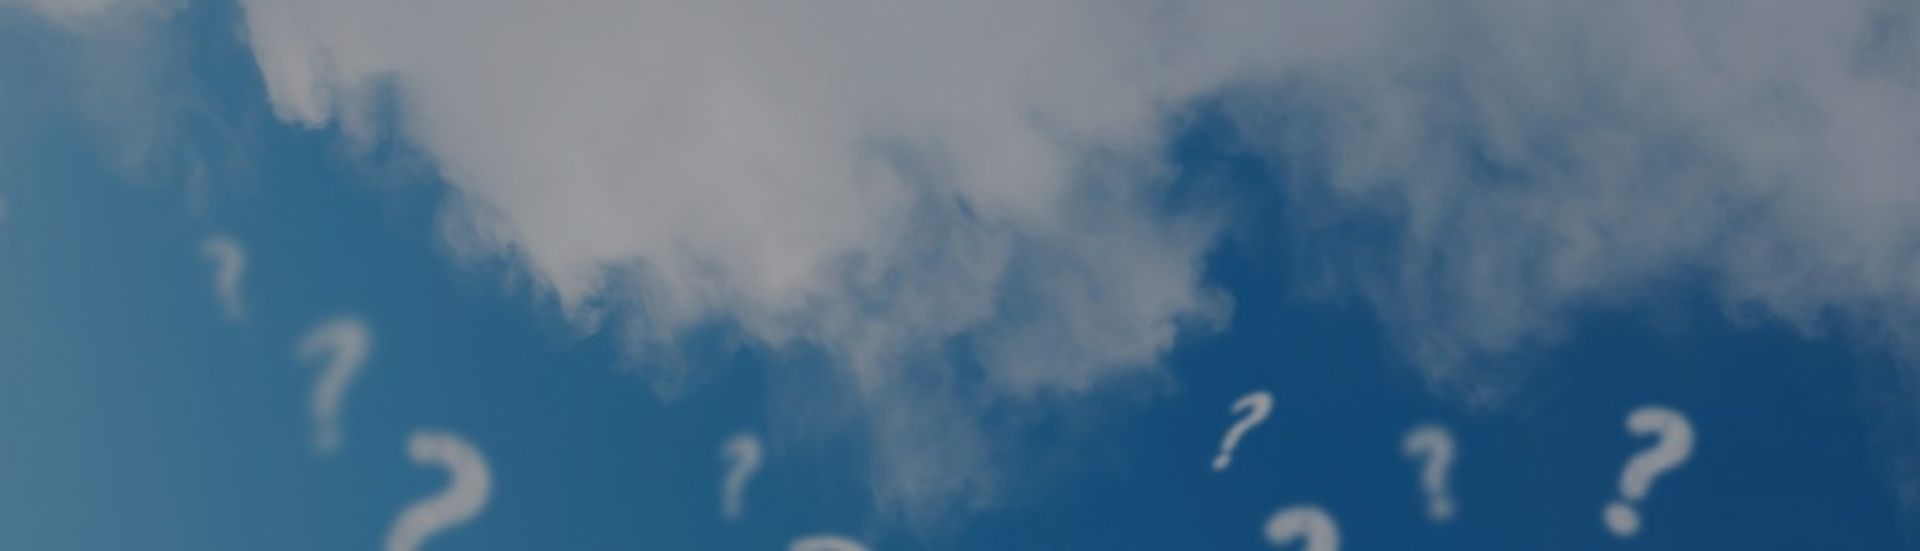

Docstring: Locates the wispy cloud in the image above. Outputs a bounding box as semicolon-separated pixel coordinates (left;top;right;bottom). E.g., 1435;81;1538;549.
24;0;1919;526
199;233;246;322
1264;505;1339;551
788;534;869;551
719;432;763;522
225;0;1920;521
1;0;177;24
1223;1;1920;402
296;316;372;454
387;430;492;551
234;0;1256;520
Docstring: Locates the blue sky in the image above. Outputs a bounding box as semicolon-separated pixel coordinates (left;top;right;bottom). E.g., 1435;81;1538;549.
4;1;1920;550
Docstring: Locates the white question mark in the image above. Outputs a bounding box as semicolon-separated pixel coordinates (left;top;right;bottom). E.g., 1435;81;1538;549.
387;430;493;551
200;234;247;322
296;316;372;454
1212;390;1274;472
1264;505;1339;551
1603;405;1695;538
720;432;764;521
1401;423;1457;523
788;534;869;551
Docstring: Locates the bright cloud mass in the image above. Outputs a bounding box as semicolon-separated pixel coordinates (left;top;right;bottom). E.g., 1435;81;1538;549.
3;0;1918;546
226;0;1920;514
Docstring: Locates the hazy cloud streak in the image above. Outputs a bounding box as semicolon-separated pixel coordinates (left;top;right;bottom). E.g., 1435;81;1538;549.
387;430;493;551
200;233;246;322
296;316;371;454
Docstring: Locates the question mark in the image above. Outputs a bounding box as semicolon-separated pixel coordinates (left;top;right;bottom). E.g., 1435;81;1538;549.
1401;423;1457;523
1603;405;1695;538
1212;390;1274;472
788;534;869;551
296;316;372;454
720;432;764;521
1264;505;1339;551
387;430;493;551
200;234;247;322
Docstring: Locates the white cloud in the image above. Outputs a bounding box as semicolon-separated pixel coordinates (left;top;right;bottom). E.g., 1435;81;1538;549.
719;432;763;521
1223;0;1920;401
200;233;247;322
1264;505;1339;551
1;0;247;216
387;430;492;551
226;0;1920;523
234;0;1279;520
296;316;372;454
788;534;869;551
0;0;175;23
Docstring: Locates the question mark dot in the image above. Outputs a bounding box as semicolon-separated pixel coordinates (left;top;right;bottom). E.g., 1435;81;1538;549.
1604;502;1640;537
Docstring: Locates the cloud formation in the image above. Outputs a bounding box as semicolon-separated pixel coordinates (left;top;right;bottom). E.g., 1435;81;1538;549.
0;0;171;23
222;0;1920;521
719;432;763;521
200;233;246;322
387;430;493;551
1225;1;1920;399
18;0;1893;526
296;316;372;454
234;0;1276;518
788;534;870;551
